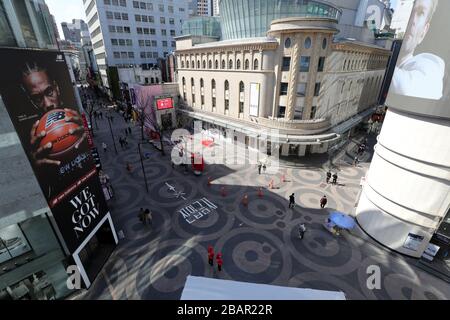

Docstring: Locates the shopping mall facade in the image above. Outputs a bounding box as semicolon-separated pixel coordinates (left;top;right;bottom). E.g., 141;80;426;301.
175;0;392;158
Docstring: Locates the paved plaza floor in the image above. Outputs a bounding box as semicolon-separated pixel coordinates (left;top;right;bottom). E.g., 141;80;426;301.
79;113;450;300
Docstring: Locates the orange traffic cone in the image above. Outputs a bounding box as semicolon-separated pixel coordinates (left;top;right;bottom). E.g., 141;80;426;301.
258;188;263;198
242;194;248;207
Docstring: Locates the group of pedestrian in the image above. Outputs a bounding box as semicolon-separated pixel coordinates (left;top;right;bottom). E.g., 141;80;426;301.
138;208;153;226
207;246;223;272
326;171;338;185
257;162;267;175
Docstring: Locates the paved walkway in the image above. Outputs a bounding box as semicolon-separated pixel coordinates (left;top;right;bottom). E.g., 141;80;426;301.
78;114;450;300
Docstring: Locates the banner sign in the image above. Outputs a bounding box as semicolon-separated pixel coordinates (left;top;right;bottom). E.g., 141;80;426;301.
0;48;110;253
386;0;450;119
156;97;174;110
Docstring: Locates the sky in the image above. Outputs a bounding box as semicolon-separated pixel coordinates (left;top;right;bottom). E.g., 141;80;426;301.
45;0;86;40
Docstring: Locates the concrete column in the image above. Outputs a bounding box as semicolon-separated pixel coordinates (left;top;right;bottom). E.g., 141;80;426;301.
356;109;450;258
286;34;301;120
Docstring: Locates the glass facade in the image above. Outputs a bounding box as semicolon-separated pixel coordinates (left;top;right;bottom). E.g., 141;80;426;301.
0;2;16;46
181;16;222;38
220;0;341;40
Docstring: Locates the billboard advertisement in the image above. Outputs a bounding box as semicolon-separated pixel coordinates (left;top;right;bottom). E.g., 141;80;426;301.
249;83;260;117
0;48;110;253
386;0;450;119
156;97;174;110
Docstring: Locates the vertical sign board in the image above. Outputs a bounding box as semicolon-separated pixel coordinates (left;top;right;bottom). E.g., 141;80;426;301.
0;48;111;255
386;0;450;119
249;83;260;117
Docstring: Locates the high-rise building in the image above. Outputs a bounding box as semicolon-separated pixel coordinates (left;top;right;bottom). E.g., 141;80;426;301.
61;19;91;47
390;0;414;38
0;0;58;49
51;14;60;41
176;0;393;159
83;0;190;94
212;0;219;16
196;0;213;16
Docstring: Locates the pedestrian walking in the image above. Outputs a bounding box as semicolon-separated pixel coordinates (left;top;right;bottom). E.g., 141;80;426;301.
326;171;332;184
320;195;328;209
138;208;145;224
125;128;128;136
289;193;295;209
208;246;214;266
298;223;306;239
262;164;267;174
258;163;262;175
216;253;223;272
332;173;338;185
126;162;132;173
119;137;124;149
144;209;152;227
128;127;132;135
353;156;359;167
102;142;107;153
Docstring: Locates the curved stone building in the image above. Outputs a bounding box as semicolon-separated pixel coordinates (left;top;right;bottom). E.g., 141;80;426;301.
175;0;392;158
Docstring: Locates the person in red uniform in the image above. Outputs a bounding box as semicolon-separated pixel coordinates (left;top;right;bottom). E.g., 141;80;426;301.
208;246;214;266
216;253;223;272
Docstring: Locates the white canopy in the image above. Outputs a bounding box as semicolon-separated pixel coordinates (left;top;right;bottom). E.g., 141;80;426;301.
181;276;346;300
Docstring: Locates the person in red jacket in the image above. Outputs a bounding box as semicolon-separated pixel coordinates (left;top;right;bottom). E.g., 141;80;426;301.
208;246;214;266
216;253;223;272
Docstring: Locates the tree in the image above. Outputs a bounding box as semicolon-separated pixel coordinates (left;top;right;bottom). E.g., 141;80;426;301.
134;86;165;155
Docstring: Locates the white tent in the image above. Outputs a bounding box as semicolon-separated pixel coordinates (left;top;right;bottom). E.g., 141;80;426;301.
181;276;346;300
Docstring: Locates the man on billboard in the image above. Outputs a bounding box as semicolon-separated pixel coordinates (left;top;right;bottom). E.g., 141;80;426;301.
22;62;86;167
390;0;444;100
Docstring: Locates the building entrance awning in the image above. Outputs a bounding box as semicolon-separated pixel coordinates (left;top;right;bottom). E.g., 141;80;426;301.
179;109;341;144
332;106;377;134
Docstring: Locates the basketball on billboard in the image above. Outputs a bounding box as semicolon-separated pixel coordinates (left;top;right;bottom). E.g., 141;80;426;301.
37;109;83;161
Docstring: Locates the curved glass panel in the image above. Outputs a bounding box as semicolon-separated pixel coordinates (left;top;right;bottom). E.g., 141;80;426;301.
220;0;341;40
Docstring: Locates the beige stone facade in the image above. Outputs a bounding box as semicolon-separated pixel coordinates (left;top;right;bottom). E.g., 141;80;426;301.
175;17;391;157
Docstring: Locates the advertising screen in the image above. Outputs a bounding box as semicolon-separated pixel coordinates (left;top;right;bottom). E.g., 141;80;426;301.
156;97;174;110
386;0;450;119
0;48;110;253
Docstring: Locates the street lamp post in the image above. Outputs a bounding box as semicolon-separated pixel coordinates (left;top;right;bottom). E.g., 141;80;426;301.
107;115;118;155
138;142;149;193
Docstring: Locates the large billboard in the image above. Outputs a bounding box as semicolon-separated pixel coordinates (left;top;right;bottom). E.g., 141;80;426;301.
156;97;174;110
386;0;450;119
249;83;260;117
0;48;109;253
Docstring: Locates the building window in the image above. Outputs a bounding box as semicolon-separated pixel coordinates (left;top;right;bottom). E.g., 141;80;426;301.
212;97;216;108
161;29;166;36
221;60;225;69
122;13;128;20
280;82;289;95
181;60;184;68
114;12;121;19
225;99;229;111
191;61;195;68
124;26;130;33
239;81;244;113
208;60;212;69
170;30;175;36
300;56;310;72
160;17;165;24
109;25;116;32
294;106;303;120
297;83;307;96
278;106;286;118
135;14;141;22
304;37;312;49
197;60;200;68
159;4;164;12
225;80;229;91
253;59;259;70
113;51;120;58
133;1;139;8
215;60;218;69
236;59;241;69
228;59;233;69
212;79;216;90
282;57;291;71
322;38;327;49
244;59;249;70
314;82;321;96
169;18;175;25
285;37;291;48
106;11;114;19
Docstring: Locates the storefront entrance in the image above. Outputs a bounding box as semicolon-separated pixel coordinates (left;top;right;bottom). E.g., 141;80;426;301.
161;113;173;131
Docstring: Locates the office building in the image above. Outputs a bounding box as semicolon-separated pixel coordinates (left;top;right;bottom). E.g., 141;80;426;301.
83;0;190;94
175;0;392;158
61;19;91;47
196;0;213;17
